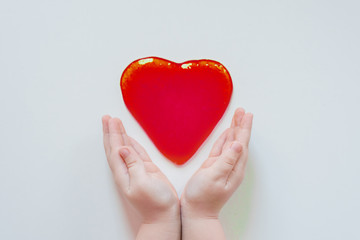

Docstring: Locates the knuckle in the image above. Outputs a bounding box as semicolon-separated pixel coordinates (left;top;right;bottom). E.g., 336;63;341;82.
125;159;137;168
224;158;236;167
224;154;238;166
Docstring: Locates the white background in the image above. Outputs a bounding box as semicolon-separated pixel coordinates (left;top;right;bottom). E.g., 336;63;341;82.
1;0;359;239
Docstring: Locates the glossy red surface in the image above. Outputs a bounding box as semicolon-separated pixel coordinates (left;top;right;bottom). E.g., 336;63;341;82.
120;57;233;165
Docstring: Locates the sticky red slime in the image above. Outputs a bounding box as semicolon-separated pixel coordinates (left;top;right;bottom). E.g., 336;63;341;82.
120;57;232;165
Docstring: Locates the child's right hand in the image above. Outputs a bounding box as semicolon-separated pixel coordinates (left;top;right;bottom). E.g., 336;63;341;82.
181;108;253;220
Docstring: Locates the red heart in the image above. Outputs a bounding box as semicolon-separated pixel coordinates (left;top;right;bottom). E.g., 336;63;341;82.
120;57;233;165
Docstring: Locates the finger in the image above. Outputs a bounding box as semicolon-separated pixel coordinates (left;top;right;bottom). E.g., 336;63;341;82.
127;138;160;173
105;118;130;189
128;136;152;162
233;108;245;127
118;120;131;146
227;113;253;186
231;114;235;128
222;127;236;154
211;141;243;181
208;128;231;158
102;115;112;159
235;112;254;148
111;151;130;190
118;126;157;172
119;146;146;179
223;108;245;151
208;108;245;160
108;118;127;170
227;150;248;187
109;118;125;147
201;156;217;168
231;107;245;128
117;120;150;162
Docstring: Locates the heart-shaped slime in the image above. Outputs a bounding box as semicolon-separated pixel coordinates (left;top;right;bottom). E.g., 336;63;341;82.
120;57;233;165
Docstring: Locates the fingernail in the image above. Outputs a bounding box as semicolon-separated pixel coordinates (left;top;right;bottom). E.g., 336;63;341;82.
230;142;242;153
120;148;130;158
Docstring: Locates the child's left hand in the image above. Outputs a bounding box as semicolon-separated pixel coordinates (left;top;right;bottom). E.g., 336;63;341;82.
102;116;180;224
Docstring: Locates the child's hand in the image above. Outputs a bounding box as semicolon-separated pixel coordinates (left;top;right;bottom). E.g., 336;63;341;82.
181;108;253;220
102;116;180;225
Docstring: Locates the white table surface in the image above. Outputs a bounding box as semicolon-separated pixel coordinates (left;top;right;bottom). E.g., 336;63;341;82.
1;0;359;239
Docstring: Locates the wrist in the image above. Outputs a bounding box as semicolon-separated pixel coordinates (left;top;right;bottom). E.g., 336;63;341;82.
180;212;225;240
180;199;219;220
142;203;181;225
137;205;181;240
137;219;181;240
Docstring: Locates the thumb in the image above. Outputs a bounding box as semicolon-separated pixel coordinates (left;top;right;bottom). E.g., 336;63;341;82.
212;141;243;179
119;147;145;178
